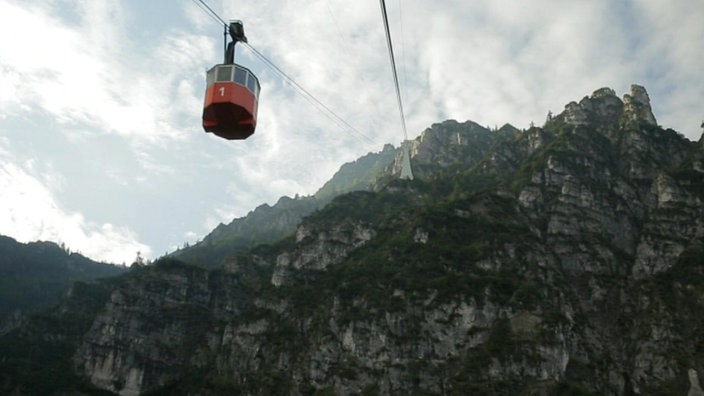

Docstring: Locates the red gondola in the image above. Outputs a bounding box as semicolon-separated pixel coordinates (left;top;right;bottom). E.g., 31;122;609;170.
202;21;260;140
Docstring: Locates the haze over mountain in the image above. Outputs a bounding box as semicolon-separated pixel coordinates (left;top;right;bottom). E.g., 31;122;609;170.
1;85;704;395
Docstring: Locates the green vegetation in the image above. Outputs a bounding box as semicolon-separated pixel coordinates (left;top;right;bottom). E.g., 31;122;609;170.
549;382;599;396
0;278;121;395
315;144;399;201
0;235;126;329
171;195;321;268
173;145;399;268
3;100;704;394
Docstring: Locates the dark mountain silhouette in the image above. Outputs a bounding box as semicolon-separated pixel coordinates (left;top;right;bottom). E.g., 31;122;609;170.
0;235;126;334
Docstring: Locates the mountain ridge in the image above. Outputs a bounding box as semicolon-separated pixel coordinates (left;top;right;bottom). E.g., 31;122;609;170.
2;84;704;395
171;143;399;267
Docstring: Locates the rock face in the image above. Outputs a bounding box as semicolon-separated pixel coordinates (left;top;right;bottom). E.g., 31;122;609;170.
271;220;376;286
69;86;704;394
389;119;516;178
5;86;704;395
562;84;657;128
623;84;657;126
689;369;704;396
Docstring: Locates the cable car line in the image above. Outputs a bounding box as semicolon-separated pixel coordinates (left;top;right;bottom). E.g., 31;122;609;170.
241;42;376;145
379;0;413;179
397;0;408;106
191;0;376;146
378;0;408;142
192;0;227;26
192;0;235;55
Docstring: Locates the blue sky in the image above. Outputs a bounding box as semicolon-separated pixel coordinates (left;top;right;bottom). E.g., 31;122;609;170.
1;0;702;264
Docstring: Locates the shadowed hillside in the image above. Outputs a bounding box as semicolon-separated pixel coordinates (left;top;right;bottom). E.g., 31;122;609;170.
0;235;127;334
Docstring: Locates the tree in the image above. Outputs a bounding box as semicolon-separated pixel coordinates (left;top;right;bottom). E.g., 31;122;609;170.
133;251;145;266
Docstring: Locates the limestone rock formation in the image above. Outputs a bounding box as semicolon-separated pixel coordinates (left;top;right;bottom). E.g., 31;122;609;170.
623;84;657;126
2;86;703;395
72;87;704;395
562;84;657;128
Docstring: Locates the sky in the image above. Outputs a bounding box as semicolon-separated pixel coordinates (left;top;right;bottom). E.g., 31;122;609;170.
0;0;702;264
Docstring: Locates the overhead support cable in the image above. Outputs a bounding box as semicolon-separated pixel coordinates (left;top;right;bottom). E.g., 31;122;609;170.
193;0;227;25
242;43;376;145
379;0;414;180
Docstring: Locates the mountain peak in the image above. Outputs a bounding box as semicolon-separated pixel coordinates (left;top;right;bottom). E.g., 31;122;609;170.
623;84;657;126
561;84;657;128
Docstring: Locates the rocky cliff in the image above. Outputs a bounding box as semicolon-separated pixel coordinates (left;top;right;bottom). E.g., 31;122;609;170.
3;85;703;396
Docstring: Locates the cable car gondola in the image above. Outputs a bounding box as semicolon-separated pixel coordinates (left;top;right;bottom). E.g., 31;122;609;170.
202;21;260;140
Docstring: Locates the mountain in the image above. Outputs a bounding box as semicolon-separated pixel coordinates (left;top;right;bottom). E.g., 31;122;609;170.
172;122;512;268
171;144;399;267
0;235;127;334
2;85;704;395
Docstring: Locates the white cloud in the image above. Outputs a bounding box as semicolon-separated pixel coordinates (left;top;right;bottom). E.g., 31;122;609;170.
0;0;211;144
628;0;704;137
0;161;150;264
